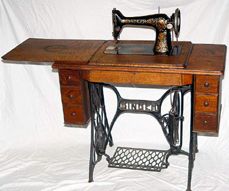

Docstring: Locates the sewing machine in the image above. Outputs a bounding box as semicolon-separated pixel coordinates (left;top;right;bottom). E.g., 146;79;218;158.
105;8;181;55
1;7;226;191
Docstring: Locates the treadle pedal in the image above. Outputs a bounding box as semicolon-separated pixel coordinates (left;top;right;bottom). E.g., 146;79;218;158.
108;147;170;172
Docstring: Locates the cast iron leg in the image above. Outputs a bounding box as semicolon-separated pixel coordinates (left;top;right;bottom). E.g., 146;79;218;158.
88;83;96;182
89;119;95;182
88;83;196;189
193;133;198;154
186;132;195;191
88;83;111;182
186;85;196;191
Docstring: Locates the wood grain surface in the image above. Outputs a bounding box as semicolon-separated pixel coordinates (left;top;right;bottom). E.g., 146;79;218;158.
2;38;105;63
2;38;226;75
2;38;226;133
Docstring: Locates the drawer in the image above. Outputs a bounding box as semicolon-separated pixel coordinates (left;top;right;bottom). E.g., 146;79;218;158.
63;105;88;125
195;75;219;94
61;87;82;105
194;113;218;133
195;94;218;113
59;69;80;85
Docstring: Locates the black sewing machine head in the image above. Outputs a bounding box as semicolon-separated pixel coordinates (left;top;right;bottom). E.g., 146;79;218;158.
105;8;181;55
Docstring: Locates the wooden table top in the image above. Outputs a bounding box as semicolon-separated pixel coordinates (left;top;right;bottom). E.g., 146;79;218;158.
2;38;227;76
2;38;104;63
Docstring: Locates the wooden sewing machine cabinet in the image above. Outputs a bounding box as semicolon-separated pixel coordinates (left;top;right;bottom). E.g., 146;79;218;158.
2;38;227;191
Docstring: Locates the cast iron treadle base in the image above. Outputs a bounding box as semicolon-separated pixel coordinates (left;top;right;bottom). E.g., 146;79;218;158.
108;147;170;172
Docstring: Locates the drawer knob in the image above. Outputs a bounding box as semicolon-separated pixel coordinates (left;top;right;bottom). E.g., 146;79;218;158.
68;94;75;99
204;82;210;87
203;101;209;107
64;75;72;81
71;112;77;116
203;120;208;125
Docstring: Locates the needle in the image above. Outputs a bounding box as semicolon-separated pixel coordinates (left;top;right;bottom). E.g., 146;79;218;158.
114;39;119;54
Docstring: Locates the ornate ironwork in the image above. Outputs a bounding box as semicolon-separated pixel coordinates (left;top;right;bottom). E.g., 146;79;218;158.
119;99;159;112
88;83;112;182
186;84;197;191
88;82;197;191
108;147;170;171
103;84;190;155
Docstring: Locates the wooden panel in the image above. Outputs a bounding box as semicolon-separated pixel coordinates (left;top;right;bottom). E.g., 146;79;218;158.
133;73;182;86
63;105;87;125
194;113;218;134
2;39;226;77
59;69;80;86
195;94;218;113
181;74;193;85
2;38;105;63
187;44;226;75
195;75;219;94
58;68;90;127
2;39;226;135
61;86;82;105
193;74;222;134
84;70;183;86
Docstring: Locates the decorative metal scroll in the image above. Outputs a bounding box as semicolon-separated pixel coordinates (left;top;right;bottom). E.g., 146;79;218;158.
108;146;170;171
88;83;112;182
119;99;159;112
103;84;190;154
88;82;196;190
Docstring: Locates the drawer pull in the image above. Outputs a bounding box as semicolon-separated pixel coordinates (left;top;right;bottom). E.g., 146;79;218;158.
71;112;77;116
203;101;209;107
203;120;208;125
63;75;72;81
204;82;210;87
68;94;75;99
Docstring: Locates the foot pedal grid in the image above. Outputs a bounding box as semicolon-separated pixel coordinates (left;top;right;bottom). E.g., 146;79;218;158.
108;147;170;172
